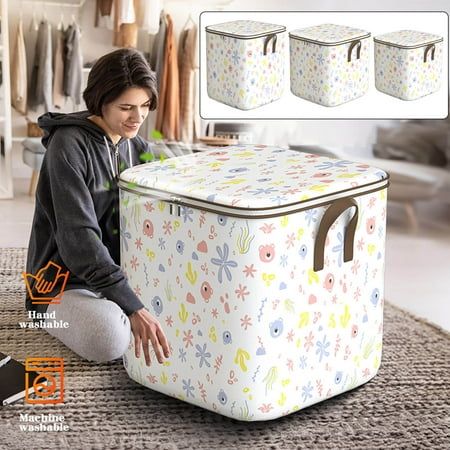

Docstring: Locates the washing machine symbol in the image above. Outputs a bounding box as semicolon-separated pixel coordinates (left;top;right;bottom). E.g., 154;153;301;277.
25;357;64;404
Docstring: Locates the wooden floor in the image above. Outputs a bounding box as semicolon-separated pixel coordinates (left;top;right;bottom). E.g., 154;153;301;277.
2;178;449;332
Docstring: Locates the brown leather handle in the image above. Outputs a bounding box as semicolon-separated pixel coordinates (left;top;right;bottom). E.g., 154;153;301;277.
424;44;436;63
347;40;362;62
263;34;278;55
313;198;359;272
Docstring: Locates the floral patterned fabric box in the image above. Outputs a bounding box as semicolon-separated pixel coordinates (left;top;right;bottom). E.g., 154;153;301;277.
205;20;286;110
289;24;371;107
374;30;443;101
118;145;389;421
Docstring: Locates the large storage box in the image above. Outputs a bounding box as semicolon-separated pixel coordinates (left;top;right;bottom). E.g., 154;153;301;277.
205;20;286;110
118;145;389;421
289;24;371;106
374;30;443;100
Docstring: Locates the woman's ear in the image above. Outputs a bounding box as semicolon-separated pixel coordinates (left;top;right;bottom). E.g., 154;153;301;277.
99;103;106;118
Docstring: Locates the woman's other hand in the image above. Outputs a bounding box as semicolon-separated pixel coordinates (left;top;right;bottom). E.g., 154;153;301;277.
129;308;171;366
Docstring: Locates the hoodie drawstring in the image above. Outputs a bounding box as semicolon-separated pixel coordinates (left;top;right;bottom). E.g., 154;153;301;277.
127;139;133;168
103;136;133;180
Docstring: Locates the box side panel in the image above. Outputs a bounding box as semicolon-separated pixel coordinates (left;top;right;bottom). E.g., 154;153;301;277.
120;187;387;421
374;42;443;100
206;32;285;110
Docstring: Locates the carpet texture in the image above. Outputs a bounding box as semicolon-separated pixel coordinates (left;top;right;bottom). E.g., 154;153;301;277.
0;248;449;449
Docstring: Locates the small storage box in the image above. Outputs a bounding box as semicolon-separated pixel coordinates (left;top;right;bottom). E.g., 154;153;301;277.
205;20;286;110
289;24;371;106
374;30;443;100
119;145;389;421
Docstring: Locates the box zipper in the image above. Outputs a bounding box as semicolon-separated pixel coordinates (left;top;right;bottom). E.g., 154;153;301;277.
118;178;389;219
206;26;286;40
373;36;443;49
289;32;371;46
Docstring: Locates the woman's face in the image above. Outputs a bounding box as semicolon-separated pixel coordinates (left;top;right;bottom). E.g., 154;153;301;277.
101;87;152;140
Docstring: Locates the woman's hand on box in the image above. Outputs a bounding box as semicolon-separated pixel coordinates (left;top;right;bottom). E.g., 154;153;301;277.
129;308;171;366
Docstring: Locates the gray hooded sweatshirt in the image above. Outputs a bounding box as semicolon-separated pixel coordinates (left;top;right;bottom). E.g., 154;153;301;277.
25;110;162;316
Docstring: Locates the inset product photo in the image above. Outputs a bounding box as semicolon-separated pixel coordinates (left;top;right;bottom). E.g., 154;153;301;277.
200;11;448;120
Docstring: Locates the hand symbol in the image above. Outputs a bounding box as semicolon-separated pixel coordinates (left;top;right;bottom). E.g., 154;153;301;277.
23;261;69;303
34;261;62;294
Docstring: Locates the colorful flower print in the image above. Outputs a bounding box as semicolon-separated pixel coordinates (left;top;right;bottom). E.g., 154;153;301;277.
211;244;238;283
120;145;387;421
374;35;443;100
206;26;285;110
290;29;370;106
195;343;212;368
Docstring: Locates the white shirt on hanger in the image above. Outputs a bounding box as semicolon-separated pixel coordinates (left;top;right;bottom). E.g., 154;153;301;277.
140;0;161;34
119;0;136;24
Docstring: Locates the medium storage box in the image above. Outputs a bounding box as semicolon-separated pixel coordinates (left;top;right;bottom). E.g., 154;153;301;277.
374;30;443;100
118;145;389;421
205;20;286;110
289;24;371;106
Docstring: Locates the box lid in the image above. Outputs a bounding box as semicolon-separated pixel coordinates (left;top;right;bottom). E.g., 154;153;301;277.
289;23;370;45
205;20;286;39
119;146;388;218
373;30;443;49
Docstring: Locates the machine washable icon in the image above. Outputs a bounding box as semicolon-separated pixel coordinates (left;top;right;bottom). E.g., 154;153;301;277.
25;357;64;404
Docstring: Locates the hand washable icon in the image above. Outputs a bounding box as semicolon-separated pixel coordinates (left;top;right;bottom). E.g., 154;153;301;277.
22;261;69;304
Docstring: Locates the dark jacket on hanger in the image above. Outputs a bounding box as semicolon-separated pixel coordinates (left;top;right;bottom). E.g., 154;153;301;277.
53;29;65;109
63;23;83;105
29;20;52;111
151;11;167;92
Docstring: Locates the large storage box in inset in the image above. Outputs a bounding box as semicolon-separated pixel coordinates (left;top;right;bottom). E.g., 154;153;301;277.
374;30;443;101
289;24;371;106
118;145;389;421
205;20;286;110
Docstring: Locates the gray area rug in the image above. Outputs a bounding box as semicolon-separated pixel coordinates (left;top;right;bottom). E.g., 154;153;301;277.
0;248;449;449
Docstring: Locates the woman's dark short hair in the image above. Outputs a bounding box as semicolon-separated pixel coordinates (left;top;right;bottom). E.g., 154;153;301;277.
83;48;158;115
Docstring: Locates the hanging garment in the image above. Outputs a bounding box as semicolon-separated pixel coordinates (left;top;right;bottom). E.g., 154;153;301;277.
95;0;114;27
193;68;200;142
151;11;167;93
53;29;65;109
112;0;137;45
112;0;122;45
178;24;198;143
119;0;136;23
136;0;161;34
11;19;27;115
119;22;138;48
155;14;180;141
28;20;52;112
63;23;83;105
95;0;114;29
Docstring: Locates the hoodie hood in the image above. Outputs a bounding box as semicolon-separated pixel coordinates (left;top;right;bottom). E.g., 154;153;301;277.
38;110;134;179
38;110;116;148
